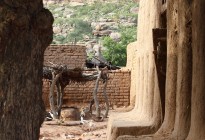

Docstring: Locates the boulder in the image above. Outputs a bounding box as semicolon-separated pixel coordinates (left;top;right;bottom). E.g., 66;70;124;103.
130;6;139;14
95;24;101;31
54;7;65;12
92;30;112;36
61;107;81;121
53;26;61;34
110;32;121;42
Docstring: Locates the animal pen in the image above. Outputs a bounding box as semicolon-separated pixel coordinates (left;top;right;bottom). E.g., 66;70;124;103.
43;64;110;121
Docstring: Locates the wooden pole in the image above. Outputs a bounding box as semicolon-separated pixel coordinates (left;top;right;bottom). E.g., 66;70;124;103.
92;67;101;118
103;79;109;118
49;72;62;119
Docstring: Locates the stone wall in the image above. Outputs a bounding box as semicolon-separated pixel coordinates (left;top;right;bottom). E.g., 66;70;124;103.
43;45;131;108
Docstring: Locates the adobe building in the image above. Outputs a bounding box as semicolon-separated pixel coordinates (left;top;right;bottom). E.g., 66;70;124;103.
42;44;131;108
107;0;205;140
0;0;205;140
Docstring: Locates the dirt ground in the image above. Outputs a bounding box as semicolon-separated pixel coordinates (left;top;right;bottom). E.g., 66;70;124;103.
40;120;107;140
39;109;125;140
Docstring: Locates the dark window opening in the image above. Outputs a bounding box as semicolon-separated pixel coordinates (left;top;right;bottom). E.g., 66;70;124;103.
162;0;166;5
152;28;167;121
153;10;167;120
161;11;167;29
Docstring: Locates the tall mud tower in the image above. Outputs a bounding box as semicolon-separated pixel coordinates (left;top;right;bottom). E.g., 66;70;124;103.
108;0;205;140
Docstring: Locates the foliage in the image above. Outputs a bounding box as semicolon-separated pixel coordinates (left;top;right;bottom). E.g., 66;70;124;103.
46;1;138;44
66;19;93;42
102;26;136;66
46;1;138;65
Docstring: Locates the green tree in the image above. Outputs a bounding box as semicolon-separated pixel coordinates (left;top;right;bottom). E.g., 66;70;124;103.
102;27;136;66
66;19;92;42
102;36;126;66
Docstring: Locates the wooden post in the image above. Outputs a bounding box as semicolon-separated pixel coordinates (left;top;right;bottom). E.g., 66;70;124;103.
103;79;109;118
57;85;64;117
56;81;61;108
92;67;101;118
49;72;62;119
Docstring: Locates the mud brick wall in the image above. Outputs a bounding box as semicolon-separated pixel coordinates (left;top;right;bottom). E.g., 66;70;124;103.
43;70;131;108
44;44;86;69
43;45;131;108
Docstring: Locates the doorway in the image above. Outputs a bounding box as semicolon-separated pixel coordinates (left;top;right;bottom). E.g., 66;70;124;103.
152;6;167;120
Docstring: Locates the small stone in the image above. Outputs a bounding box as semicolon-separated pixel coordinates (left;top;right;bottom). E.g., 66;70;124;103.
65;134;75;139
56;133;60;137
61;107;80;121
95;133;101;137
42;138;53;140
53;26;61;34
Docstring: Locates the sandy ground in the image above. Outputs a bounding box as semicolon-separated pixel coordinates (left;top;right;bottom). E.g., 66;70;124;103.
39;109;120;140
40;119;108;140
